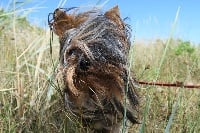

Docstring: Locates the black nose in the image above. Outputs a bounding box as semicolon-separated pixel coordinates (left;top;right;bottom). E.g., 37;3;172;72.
79;58;91;71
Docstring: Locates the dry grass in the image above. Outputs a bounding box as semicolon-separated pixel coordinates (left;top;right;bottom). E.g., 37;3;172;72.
131;40;200;132
1;3;200;133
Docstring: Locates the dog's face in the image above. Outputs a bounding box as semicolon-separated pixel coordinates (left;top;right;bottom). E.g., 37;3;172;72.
58;5;129;105
50;5;139;132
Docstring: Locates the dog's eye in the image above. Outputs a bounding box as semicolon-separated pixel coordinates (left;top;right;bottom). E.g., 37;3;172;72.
68;49;75;56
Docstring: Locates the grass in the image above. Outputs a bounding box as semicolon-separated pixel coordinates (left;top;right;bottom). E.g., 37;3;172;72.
1;2;200;133
131;40;200;132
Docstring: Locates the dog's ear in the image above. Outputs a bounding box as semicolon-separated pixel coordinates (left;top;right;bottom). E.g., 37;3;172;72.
104;5;123;28
105;5;120;19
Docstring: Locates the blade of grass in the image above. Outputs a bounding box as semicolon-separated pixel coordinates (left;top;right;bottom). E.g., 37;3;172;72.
164;88;181;133
96;0;110;6
57;0;68;8
0;7;45;17
122;45;134;133
138;6;181;133
139;94;151;133
34;41;45;84
163;7;181;132
12;0;22;117
155;6;181;81
0;88;17;92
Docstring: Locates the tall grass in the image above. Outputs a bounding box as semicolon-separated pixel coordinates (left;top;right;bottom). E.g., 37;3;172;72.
131;39;200;132
1;1;200;133
0;3;63;132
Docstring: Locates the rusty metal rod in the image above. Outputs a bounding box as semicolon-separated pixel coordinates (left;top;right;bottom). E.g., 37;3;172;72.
138;81;200;89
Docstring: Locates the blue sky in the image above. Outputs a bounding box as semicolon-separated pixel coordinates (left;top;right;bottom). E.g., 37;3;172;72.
1;0;200;44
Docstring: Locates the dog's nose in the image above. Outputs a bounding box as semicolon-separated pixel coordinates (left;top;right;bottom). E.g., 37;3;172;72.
79;58;91;71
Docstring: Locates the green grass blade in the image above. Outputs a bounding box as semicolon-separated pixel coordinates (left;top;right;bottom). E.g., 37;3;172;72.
155;6;181;81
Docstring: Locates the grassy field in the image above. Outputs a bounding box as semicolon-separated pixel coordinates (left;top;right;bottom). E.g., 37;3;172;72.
1;4;200;133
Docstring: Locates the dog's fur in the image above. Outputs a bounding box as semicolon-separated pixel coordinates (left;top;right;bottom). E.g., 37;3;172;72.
49;6;139;133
